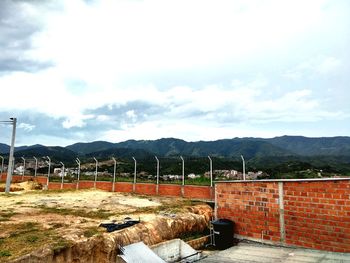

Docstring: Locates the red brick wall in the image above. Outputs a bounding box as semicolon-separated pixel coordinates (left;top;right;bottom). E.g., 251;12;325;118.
158;184;182;197
284;181;350;252
0;173;5;181
135;183;157;195
184;185;212;200
115;182;133;193
62;183;76;189
35;176;48;184
48;182;75;190
96;181;113;191
48;182;62;190
78;181;95;189
3;175;214;201
10;175;25;183
216;179;350;253
216;182;280;242
1;175;47;183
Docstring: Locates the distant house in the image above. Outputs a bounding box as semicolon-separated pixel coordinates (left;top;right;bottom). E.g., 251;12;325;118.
54;168;66;177
15;165;24;175
187;173;200;179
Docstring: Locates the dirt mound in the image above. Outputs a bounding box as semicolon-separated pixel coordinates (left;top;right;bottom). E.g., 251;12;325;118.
0;185;24;192
0;181;42;192
18;181;43;191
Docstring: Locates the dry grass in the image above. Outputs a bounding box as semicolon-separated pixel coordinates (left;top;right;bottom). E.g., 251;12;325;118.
83;226;104;238
0;210;16;222
38;205;114;219
0;222;70;262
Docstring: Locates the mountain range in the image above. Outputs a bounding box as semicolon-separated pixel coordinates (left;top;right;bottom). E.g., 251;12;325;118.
1;136;350;161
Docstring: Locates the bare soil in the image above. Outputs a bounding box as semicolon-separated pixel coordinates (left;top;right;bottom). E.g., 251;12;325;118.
0;182;203;262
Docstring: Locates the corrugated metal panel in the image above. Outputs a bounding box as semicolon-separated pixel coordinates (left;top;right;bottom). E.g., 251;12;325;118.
119;242;166;263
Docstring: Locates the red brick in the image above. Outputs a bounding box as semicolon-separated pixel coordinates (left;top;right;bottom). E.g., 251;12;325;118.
217;180;350;253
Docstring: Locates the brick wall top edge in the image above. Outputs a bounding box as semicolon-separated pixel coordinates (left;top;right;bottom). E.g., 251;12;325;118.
215;178;350;184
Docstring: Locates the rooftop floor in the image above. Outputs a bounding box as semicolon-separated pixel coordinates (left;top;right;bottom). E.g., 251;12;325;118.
199;241;350;263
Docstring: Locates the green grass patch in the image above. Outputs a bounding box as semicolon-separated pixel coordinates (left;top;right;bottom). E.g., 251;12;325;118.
0;250;11;258
83;227;103;238
25;235;39;243
52;238;71;254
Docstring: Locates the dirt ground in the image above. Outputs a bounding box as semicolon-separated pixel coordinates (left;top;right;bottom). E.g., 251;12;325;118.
0;182;200;262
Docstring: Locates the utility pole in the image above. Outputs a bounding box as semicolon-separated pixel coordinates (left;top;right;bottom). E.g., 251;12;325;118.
3;118;17;194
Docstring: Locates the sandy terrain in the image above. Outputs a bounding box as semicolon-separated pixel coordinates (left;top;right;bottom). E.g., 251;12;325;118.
0;182;179;228
0;182;199;261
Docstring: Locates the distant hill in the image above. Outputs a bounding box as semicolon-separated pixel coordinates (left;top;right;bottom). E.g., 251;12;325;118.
66;141;115;155
268;136;350;156
14;146;77;163
0;144;44;154
114;138;292;158
0;143;9;154
2;136;350;162
1;136;350;177
115;138;189;157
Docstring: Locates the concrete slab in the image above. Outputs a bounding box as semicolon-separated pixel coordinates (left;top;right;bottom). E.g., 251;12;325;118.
199;241;350;263
151;238;201;262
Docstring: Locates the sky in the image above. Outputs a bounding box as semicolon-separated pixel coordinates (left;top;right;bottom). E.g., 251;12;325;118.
0;0;349;147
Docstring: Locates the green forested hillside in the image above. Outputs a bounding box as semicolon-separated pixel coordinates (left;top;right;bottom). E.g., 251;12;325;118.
65;141;115;155
2;136;350;178
64;136;350;158
268;136;350;156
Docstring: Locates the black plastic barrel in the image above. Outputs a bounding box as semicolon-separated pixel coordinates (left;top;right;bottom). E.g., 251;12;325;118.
212;219;234;249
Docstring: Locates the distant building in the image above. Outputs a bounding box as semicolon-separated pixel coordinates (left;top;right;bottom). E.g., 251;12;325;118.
54;168;66;177
188;173;200;179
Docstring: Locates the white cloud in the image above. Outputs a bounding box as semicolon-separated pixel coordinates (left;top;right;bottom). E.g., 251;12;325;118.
98;83;347;143
25;0;330;82
96;115;110;122
282;71;303;81
62;114;94;129
18;122;35;131
316;57;341;74
1;0;349;145
126;110;137;121
283;56;342;80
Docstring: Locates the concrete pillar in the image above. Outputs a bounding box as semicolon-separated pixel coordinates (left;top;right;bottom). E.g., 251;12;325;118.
278;182;285;243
